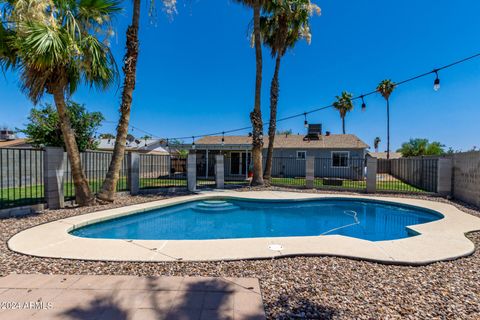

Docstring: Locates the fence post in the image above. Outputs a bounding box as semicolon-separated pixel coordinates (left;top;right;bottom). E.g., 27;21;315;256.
127;152;140;195
215;154;224;189
305;156;315;188
366;157;377;193
44;147;65;209
437;158;452;196
187;153;197;192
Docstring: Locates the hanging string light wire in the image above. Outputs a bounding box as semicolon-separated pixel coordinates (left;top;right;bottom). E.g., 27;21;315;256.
102;51;480;142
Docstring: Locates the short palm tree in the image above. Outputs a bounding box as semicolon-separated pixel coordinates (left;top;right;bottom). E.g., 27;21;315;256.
1;0;120;206
234;0;265;186
262;0;320;182
332;91;354;134
374;137;381;152
377;79;396;159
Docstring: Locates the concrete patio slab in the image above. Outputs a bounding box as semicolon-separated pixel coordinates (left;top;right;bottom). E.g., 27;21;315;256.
8;191;480;265
0;274;265;320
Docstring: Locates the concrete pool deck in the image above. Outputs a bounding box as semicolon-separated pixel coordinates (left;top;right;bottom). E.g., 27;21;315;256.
0;274;265;319
7;191;480;265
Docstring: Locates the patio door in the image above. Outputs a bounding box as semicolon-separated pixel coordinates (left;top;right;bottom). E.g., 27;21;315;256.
230;152;241;175
230;152;251;175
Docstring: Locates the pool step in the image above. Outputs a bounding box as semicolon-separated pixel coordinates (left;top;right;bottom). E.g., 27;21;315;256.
193;200;238;212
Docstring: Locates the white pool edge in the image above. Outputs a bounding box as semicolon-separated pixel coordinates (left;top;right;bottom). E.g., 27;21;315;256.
7;191;480;265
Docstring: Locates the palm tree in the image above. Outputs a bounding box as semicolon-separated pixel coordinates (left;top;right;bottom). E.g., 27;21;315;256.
98;0;176;202
374;137;381;152
332;91;354;134
377;79;396;159
1;0;120;206
234;0;265;186
261;0;320;183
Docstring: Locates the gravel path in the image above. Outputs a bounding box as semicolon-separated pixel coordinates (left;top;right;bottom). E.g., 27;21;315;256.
1;190;479;319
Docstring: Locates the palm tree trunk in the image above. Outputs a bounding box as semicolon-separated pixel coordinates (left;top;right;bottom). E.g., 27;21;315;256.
263;54;282;183
342;117;345;134
98;0;141;202
250;1;264;187
386;98;390;159
52;84;94;206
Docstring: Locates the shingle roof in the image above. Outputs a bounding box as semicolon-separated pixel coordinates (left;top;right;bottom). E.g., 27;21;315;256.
0;139;32;148
196;134;369;149
368;152;403;159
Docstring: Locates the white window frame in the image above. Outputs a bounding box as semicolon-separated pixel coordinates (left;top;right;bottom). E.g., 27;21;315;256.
296;151;307;160
331;151;350;168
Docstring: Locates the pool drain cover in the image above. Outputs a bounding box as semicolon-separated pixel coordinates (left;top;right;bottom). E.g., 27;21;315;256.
268;244;283;251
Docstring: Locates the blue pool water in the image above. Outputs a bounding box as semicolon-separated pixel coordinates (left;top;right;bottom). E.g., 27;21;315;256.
71;199;442;241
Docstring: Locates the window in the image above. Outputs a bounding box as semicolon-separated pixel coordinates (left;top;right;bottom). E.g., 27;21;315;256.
332;151;349;167
296;151;306;160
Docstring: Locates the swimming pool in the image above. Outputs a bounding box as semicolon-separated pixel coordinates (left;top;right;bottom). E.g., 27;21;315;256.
71;198;443;241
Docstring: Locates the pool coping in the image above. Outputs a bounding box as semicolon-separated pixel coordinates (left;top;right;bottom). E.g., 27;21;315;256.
7;191;480;265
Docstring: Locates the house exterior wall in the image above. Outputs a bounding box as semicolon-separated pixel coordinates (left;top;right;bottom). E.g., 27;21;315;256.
192;147;366;179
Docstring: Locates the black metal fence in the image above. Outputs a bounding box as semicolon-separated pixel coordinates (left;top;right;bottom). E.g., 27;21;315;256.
377;158;438;193
224;155;250;186
64;151;129;200
313;158;366;191
139;154;187;189
270;157;306;187
0;148;44;209
196;155;216;188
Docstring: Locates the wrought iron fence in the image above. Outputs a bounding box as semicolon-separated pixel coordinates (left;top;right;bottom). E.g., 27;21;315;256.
313;158;366;191
224;155;250;186
64;151;129;200
140;154;187;189
0;148;44;209
196;154;216;188
377;158;438;193
270;157;306;187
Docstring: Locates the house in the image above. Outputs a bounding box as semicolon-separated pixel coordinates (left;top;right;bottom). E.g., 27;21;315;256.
97;138;169;155
367;152;403;159
0;130;33;149
191;125;369;179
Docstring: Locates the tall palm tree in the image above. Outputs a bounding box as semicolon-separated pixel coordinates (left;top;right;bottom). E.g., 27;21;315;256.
332;91;354;134
98;0;177;202
234;0;265;186
377;79;396;159
1;0;120;206
261;0;320;183
374;137;381;152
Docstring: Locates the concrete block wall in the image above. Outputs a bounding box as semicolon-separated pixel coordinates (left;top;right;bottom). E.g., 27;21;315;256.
450;151;480;207
44;147;66;209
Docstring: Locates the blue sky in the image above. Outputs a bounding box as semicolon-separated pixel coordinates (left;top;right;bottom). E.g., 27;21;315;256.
1;0;480;151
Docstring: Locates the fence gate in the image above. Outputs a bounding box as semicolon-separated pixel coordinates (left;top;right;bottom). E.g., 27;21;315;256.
196;154;216;189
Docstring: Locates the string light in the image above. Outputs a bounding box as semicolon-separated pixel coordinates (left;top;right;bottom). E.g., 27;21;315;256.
221;132;225;146
361;95;366;111
303;113;308;128
191;136;195;150
102;52;480;142
166;138;169;147
433;69;440;91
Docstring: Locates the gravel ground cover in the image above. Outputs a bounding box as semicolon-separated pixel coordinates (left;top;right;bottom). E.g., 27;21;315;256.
1;189;479;319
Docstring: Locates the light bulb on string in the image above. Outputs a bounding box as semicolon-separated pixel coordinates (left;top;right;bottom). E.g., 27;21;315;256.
304;113;308;128
191;136;195;150
221;132;225;146
433;70;440;91
361;95;366;111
